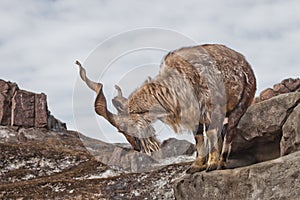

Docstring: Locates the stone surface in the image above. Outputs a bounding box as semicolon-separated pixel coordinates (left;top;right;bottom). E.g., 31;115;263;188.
106;147;158;172
174;151;300;200
226;92;300;167
251;96;260;104
273;83;289;94
47;114;67;131
259;88;276;101
11;90;35;127
81;135;146;173
282;78;300;91
237;92;300;141
0;79;66;131
152;138;195;160
254;78;300;103
281;104;300;156
0;126;190;199
34;93;48;128
85;137;194;173
0;80;18;125
229;132;280;168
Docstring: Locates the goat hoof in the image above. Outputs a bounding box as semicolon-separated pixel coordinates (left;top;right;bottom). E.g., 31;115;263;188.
186;164;207;174
217;161;227;170
206;163;218;172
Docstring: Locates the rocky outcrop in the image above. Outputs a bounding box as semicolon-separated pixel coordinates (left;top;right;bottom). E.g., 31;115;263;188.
174;86;300;199
82;136;195;173
0;79;66;130
152;138;195;160
227;92;300;168
254;78;300;103
174;151;300;200
0;80;18;125
0;126;112;184
0;125;190;199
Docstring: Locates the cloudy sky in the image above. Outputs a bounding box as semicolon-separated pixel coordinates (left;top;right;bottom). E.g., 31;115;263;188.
1;0;300;143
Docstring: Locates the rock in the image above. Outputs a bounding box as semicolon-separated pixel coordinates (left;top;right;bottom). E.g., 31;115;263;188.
0;126;108;185
273;83;290;94
282;78;300;91
229;132;279;168
0;79;66;131
34;93;48;128
152;138;195;160
11;90;36;127
281;103;300;156
104;147;158;172
83;136;194;173
251;96;260;104
79;134;158;173
11;90;51;128
238;92;300;140
174;151;300;200
253;78;300;104
259;88;276;101
47;114;67;131
0;125;190;199
0;80;18;125
227;92;300;167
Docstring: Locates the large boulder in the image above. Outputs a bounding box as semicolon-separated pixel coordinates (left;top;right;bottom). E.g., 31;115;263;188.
152;138;195;160
228;92;300;167
106;147;158;172
174;151;300;200
78;134;155;173
237;92;300;141
174;90;300;200
82;137;194;173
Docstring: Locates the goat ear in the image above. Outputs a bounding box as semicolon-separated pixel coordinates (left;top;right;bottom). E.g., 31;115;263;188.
112;85;128;115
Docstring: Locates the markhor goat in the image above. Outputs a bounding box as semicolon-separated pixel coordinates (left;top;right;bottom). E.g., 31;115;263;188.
75;44;256;172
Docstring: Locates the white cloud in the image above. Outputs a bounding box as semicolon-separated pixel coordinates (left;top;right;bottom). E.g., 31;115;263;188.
0;0;299;143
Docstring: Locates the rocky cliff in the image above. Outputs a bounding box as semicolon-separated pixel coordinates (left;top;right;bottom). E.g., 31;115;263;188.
174;78;300;200
0;79;66;131
175;151;300;200
0;78;300;199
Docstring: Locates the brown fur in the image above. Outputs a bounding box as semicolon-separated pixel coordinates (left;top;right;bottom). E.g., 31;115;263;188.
75;44;256;172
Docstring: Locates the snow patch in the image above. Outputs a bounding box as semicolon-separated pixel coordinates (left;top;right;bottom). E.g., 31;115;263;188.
73;169;122;180
22;173;36;180
88;169;120;179
0;129;10;139
155;153;196;167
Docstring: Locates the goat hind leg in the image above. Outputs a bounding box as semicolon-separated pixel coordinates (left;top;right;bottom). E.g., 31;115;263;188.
219;100;249;169
187;125;208;173
206;128;220;171
187;134;208;173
